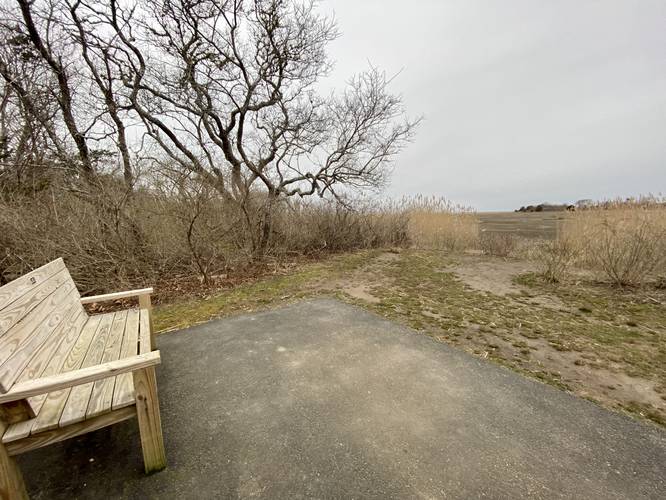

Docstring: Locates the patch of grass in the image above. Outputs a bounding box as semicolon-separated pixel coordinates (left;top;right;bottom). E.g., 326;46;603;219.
153;250;380;332
619;402;666;427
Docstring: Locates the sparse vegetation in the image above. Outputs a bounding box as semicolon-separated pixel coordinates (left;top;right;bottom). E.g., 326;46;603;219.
562;207;666;287
479;232;518;257
536;237;579;283
153;248;666;427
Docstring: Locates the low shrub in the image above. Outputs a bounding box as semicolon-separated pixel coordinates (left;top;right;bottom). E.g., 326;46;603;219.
536;238;579;283
479;232;518;257
561;208;666;287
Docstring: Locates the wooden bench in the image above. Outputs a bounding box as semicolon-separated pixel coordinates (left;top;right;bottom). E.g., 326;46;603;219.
0;259;166;499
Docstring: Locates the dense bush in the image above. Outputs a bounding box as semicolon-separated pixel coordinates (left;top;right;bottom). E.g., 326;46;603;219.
0;177;413;293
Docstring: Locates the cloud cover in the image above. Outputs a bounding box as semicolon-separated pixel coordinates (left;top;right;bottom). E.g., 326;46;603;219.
320;0;666;210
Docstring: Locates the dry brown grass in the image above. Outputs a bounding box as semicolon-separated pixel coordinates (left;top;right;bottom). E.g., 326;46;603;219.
562;207;666;287
0;180;410;294
403;196;478;251
479;233;518;257
535;237;579;283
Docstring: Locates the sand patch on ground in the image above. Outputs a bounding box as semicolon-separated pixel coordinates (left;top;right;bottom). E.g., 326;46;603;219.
452;256;566;309
342;284;380;303
452;256;534;295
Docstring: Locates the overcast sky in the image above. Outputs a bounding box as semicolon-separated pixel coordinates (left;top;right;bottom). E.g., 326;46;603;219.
320;0;666;211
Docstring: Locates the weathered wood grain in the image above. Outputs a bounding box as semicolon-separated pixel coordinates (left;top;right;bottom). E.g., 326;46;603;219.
59;313;115;426
139;308;152;355
133;366;166;473
112;309;140;410
0;421;28;499
0;284;79;393
0;267;70;336
19;315;101;437
0;259;65;316
86;310;128;418
6;407;136;457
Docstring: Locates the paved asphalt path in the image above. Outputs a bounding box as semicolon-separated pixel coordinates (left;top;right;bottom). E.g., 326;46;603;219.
17;298;666;499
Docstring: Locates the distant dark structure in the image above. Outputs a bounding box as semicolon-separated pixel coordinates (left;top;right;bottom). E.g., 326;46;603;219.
515;203;573;213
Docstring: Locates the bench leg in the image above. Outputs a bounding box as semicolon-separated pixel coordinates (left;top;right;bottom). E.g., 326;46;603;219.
0;441;28;500
133;367;166;474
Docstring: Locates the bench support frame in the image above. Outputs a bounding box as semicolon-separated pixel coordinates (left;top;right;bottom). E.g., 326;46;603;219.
1;422;28;500
133;366;166;473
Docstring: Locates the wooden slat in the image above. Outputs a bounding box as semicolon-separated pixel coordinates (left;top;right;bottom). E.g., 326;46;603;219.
6;407;136;457
0;259;65;315
80;288;153;304
112;309;140;410
14;307;89;420
0;267;70;336
4;314;99;441
0;351;160;406
0;280;74;369
0;283;79;393
15;307;86;387
3;351;159;441
86;310;128;419
1;415;34;443
139;308;151;355
59;313;115;426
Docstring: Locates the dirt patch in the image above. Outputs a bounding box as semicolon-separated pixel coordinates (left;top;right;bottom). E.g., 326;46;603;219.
452;256;534;296
343;284;380;303
452;256;566;309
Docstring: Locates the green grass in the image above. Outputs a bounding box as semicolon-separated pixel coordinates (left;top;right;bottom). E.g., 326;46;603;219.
153;250;380;332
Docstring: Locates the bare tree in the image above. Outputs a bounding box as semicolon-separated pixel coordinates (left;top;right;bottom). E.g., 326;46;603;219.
105;0;419;255
15;0;95;178
1;0;142;189
0;27;70;189
2;0;419;256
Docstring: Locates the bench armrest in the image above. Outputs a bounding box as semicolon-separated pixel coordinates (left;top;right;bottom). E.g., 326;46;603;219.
80;287;153;305
0;351;161;403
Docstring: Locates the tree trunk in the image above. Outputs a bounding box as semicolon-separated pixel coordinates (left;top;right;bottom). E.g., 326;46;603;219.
255;191;278;260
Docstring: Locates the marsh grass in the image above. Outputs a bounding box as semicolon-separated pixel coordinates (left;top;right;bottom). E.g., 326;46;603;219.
403;196;478;251
562;207;666;287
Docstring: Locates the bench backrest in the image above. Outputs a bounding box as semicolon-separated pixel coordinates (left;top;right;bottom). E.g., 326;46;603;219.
0;259;86;393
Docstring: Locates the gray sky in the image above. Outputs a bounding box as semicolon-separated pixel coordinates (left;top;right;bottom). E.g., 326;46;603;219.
320;0;666;211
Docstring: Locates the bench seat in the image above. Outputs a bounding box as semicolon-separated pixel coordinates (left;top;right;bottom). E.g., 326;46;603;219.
2;309;150;447
0;259;166;498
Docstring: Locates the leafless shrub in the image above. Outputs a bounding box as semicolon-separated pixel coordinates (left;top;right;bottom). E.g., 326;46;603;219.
536;238;579;283
0;172;413;293
562;208;666;287
272;198;409;256
479;232;518;257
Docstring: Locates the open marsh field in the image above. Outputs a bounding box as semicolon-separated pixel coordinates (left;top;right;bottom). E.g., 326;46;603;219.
153;248;666;428
478;211;569;240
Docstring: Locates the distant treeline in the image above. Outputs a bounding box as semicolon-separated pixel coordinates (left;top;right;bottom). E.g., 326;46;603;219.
515;204;574;213
516;195;666;213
